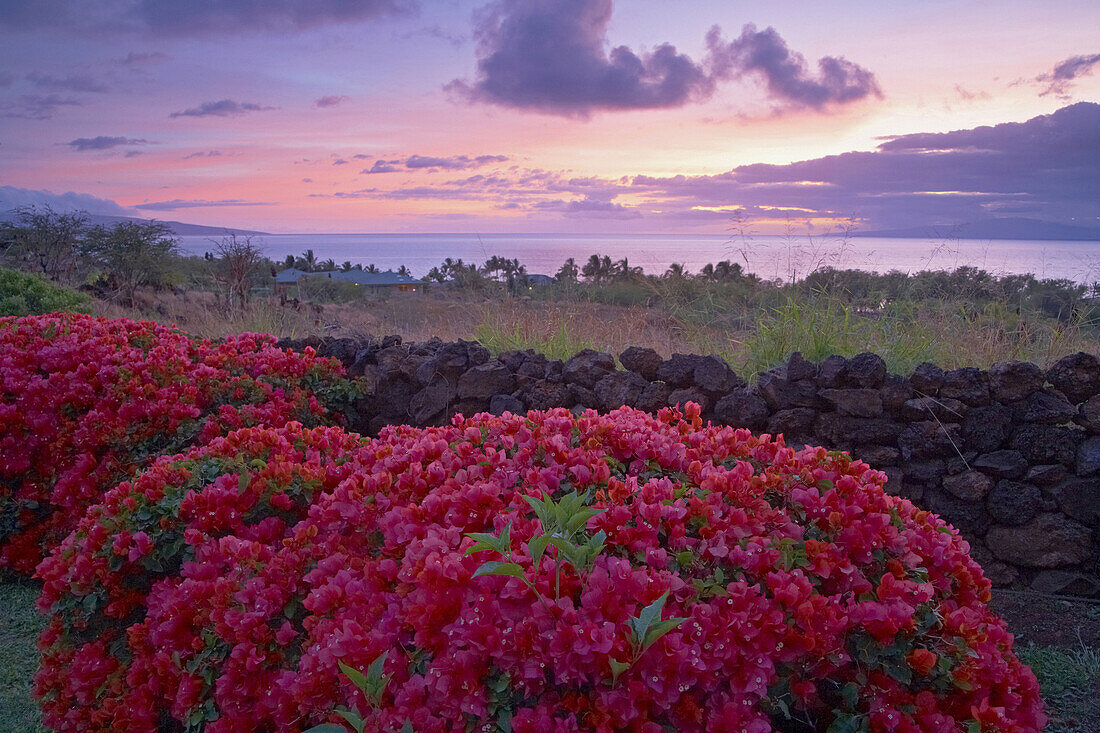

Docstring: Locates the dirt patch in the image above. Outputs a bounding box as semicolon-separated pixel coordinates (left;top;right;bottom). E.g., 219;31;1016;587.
990;589;1100;649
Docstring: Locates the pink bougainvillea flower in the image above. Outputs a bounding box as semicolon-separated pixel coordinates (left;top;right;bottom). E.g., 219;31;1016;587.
34;402;1045;732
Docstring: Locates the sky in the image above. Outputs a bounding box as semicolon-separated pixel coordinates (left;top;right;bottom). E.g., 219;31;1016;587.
0;0;1098;234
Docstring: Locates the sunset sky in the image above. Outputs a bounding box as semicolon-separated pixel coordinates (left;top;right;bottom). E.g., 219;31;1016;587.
1;0;1098;234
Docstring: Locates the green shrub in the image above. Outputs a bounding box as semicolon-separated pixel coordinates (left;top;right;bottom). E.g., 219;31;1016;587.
0;267;91;316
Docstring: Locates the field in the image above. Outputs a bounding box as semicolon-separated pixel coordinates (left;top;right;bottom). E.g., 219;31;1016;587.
95;263;1100;378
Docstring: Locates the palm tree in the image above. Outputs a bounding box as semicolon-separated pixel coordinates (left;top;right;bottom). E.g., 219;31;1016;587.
614;257;642;281
582;254;614;283
340;260;353;271
300;249;317;272
556;257;579;283
396;265;411;277
365;263;379;273
664;263;686;279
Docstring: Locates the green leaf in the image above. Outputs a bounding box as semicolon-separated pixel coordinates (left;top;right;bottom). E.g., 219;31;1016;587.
528;534;549;568
547;536;585;570
641;616;687;653
608;657;632;684
826;712;863;733
304;725;349;733
336;709;366;733
629;591;669;647
364;651;390;704
584;530;606;567
464;521;513;555
472;561;527;580
522;494;555;530
840;681;860;709
565;506;604;534
338;661;370;695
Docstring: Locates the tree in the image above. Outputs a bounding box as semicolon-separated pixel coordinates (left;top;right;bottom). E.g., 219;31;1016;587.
613;257;642;281
299;249;318;272
396;264;412;277
664;263;686;279
1;205;88;282
582;254;613;284
505;263;529;295
82;221;179;304
365;263;378;273
211;233;265;311
556;257;579;284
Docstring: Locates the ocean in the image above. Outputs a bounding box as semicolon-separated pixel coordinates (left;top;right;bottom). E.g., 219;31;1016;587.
177;232;1100;285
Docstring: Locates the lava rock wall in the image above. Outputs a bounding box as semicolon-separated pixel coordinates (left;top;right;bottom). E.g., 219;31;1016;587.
285;335;1100;596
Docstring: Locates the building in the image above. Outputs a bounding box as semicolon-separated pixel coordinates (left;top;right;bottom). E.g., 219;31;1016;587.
274;268;425;295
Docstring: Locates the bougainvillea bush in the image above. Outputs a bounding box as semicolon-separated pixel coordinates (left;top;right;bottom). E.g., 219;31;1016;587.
36;405;1044;732
0;313;358;575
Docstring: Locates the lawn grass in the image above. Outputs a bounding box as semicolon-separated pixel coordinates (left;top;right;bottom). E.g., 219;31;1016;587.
0;582;46;733
1;580;1096;731
1017;642;1100;733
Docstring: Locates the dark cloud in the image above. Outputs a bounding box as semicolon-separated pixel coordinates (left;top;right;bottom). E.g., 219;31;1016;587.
0;0;94;30
448;0;713;117
314;95;349;108
404;153;508;169
0;185;132;216
362;154;508;172
1;94;82;119
133;0;415;35
352;153;371;159
66;135;150;151
116;51;170;65
402;24;465;48
0;0;415;35
183;150;223;159
704;24;881;109
319;104;1099;229
332;158;349;165
133;198;274;210
629;102;1100;229
448;0;878;117
531;196;642;219
301;177;314;183
363;160;401;173
27;72;110;93
169;99;275;117
1033;53;1100;98
953;85;990;102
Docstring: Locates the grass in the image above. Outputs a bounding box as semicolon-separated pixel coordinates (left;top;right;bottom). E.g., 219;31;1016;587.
90;263;1100;378
0;582;46;733
0;266;91;317
1;579;1096;731
1018;642;1100;732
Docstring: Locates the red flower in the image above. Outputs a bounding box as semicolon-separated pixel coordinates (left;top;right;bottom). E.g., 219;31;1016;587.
907;647;938;676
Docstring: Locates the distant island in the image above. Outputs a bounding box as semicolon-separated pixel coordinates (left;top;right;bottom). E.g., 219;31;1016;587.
0;210;269;238
853;217;1100;242
76;214;271;238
